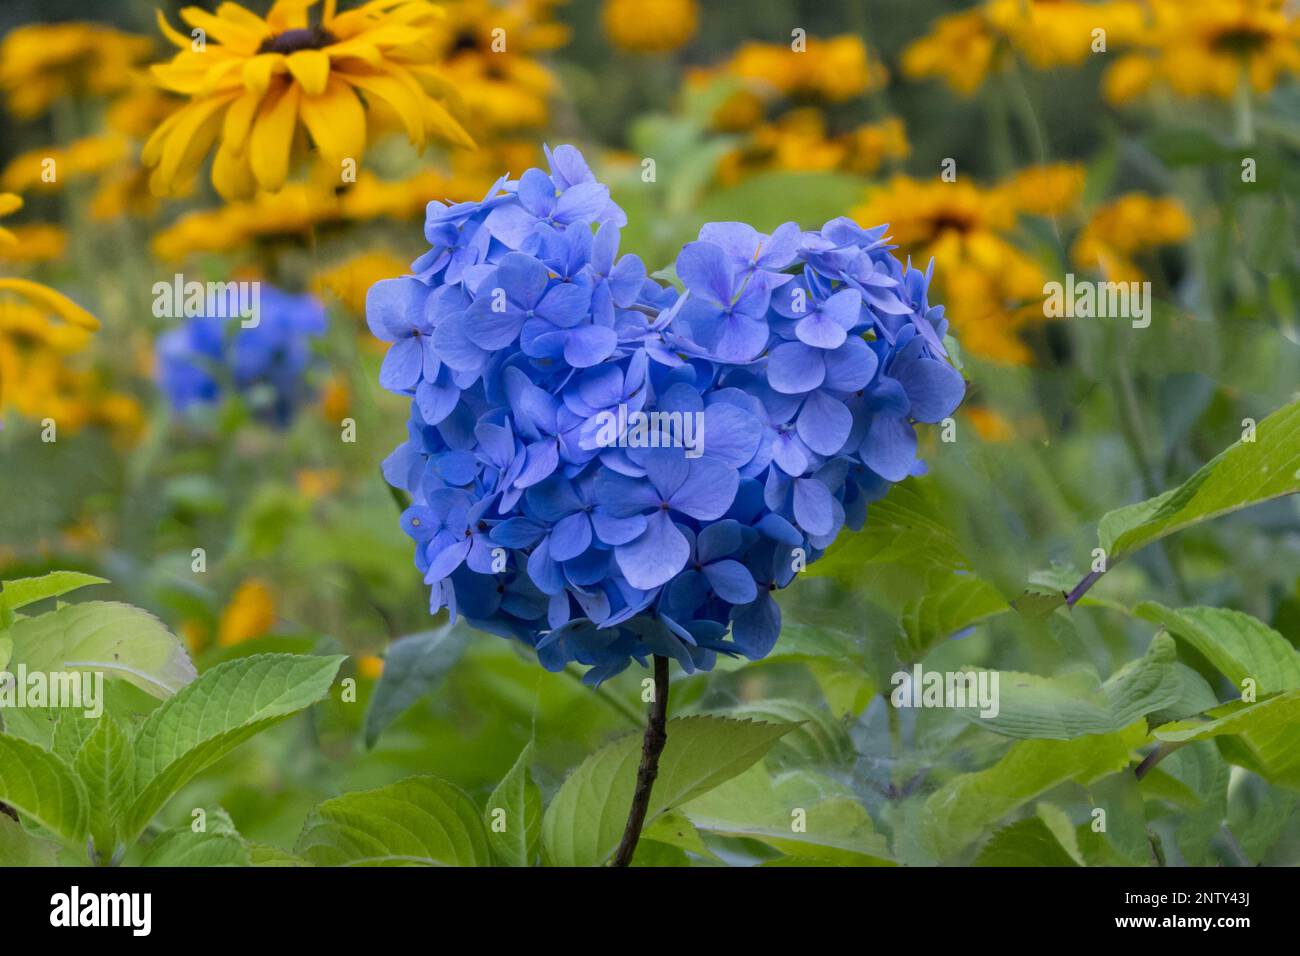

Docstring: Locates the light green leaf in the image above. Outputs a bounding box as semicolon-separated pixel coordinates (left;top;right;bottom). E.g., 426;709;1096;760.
640;809;715;862
725;698;853;765
919;723;1147;858
486;742;541;867
140;808;251;867
0;636;10;673
974;816;1081;867
542;715;795;867
74;715;134;863
296;775;489;866
0;734;87;843
1136;603;1300;695
1098;398;1300;564
122;654;343;842
0;572;109;612
682;763;893;865
899;572;1008;660
0;814;59;866
8;601;196;699
962;634;1184;739
364;623;470;747
1155;690;1300;789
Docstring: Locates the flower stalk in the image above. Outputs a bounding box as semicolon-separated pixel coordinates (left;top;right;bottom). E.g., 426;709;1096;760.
611;655;669;867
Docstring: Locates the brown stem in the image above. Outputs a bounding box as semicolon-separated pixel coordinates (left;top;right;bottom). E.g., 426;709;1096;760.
610;655;669;867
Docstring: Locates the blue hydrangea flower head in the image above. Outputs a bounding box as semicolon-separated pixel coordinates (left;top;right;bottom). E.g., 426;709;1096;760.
370;145;965;684
157;286;327;427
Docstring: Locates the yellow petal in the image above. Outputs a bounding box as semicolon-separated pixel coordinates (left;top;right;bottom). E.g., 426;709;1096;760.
298;77;366;165
154;8;193;50
212;140;257;199
222;89;265;155
287;49;331;96
342;73;425;147
0;278;98;330
155;94;234;192
242;53;286;96
249;80;301;191
0;193;23;217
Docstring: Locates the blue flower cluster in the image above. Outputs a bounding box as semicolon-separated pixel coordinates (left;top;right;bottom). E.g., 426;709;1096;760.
157;287;327;427
370;145;964;684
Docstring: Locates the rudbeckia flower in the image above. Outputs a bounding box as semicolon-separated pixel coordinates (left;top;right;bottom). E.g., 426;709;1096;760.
144;0;474;200
0;194;98;332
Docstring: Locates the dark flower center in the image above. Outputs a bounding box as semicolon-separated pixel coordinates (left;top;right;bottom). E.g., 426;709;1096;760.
259;27;336;55
1210;26;1271;56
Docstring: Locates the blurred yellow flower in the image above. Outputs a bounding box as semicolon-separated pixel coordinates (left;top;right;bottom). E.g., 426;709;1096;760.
0;23;153;119
716;109;845;186
841;117;911;176
296;466;344;498
725;35;887;103
904;1;1144;95
318;375;352;421
314;249;409;316
996;163;1087;217
145;0;474;199
1071;193;1191;282
1;136;131;195
428;0;567;133
0;224;68;265
0;194;98;331
965;406;1016;443
358;654;384;679
1104;0;1300;103
602;0;697;54
853;167;1084;364
218;578;277;646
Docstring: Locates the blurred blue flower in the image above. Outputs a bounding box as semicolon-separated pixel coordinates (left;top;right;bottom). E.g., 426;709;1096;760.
157;286;326;427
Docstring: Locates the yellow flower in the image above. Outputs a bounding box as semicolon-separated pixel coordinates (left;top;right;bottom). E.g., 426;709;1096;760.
0;23;153;119
602;0;698;54
996;163;1086;217
296;466;343;498
0;194;99;332
427;0;567;134
314;249;409;315
964;406;1016;443
0;224;68;265
1071;193;1191;282
357;655;384;679
218;579;277;646
904;1;1145;95
902;9;998;96
841;117;911;176
145;0;474;200
1;136;132;195
716;109;845;186
726;35;887;103
1104;0;1300;103
318;375;352;421
853;169;1083;364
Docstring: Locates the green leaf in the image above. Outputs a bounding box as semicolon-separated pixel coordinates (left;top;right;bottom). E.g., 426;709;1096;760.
1098;398;1300;564
1136;603;1300;695
681;764;893;865
1155;690;1300;789
962;634;1184;739
0;814;59;866
74;715;134;863
486;743;541;867
974;815;1081;867
811;479;967;579
919;723;1147;858
640;809;715;862
898;571;1009;660
140;808;251;867
0;572;108;612
0;636;10;673
8;601;196;699
725;698;853;766
364;623;470;747
695;171;870;236
296;775;489;866
0;734;87;843
121;653;343;843
541;715;796;867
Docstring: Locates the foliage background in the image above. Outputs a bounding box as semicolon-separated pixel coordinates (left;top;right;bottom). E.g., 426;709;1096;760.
0;0;1298;866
